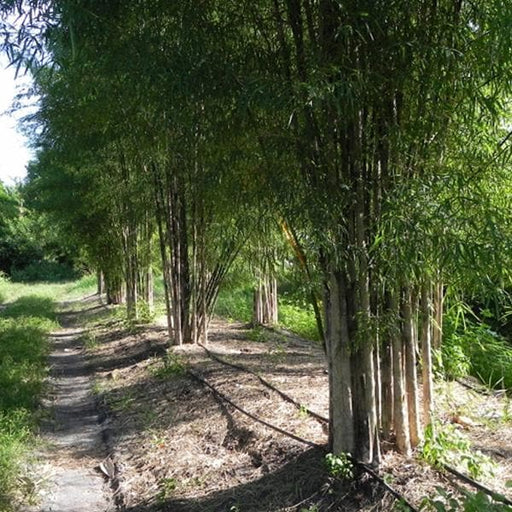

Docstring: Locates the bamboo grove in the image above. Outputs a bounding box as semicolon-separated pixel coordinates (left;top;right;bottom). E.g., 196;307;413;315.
1;0;512;465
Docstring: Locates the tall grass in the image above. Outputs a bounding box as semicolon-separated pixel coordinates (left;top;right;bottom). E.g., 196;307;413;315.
0;279;58;510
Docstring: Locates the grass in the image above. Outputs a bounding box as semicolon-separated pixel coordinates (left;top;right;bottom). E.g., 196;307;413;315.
215;285;322;342
0;273;97;306
0;279;59;511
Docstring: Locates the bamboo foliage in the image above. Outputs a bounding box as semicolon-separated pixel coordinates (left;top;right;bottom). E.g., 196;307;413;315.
5;0;512;467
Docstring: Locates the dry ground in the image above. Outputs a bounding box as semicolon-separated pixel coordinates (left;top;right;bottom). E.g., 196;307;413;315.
59;296;512;511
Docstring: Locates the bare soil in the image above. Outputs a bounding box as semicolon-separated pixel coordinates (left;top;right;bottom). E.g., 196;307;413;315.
31;295;512;511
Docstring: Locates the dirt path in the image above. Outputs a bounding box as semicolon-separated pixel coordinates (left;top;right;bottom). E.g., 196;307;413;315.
29;307;112;512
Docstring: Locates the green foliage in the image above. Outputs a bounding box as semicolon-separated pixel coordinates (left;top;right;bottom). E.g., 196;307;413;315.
420;423;494;480
150;352;186;380
0;409;34;511
135;300;155;324
215;286;252;323
82;331;99;351
63;273;97;298
278;301;321;342
0;184;80;281
1;295;57;322
10;261;79;283
0;292;55;510
214;284;322;343
157;477;178;502
421;486;512;511
324;452;354;480
247;326;270;343
442;312;512;390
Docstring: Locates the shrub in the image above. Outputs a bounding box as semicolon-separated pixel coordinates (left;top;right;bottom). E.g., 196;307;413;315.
441;312;512;390
10;261;80;283
278;301;322;342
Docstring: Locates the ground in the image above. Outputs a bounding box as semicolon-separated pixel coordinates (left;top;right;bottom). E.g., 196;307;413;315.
27;295;512;511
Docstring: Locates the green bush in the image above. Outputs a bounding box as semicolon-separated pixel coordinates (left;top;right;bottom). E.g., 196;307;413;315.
1;296;57;322
215;286;252;323
10;260;80;283
279;301;322;342
442;314;512;390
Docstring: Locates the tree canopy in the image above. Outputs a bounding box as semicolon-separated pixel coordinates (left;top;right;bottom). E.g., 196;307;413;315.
1;0;511;465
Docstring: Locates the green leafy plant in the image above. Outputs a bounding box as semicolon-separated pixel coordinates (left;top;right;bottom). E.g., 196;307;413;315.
278;301;321;342
157;477;178;502
324;452;354;480
420;486;512;511
442;312;512;391
248;326;269;343
420;423;494;480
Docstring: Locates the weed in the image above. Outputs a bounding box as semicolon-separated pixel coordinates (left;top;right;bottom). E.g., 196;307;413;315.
324;452;354;480
298;404;309;420
108;393;135;412
300;506;319;512
268;342;286;363
150;352;186;380
157;477;178;502
148;428;167;449
91;379;109;396
420;422;494;480
248;326;269;343
82;331;99;351
136;300;155;324
420;486;512;511
503;396;512;423
214;286;252;323
141;408;158;429
442;314;512;391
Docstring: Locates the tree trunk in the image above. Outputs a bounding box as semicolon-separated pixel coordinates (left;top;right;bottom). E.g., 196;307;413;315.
253;275;278;325
380;317;393;441
402;287;420;448
432;280;443;350
325;271;354;455
420;282;434;428
391;290;411;456
97;270;105;296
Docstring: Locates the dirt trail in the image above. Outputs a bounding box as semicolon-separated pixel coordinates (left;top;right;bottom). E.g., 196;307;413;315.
28;306;112;512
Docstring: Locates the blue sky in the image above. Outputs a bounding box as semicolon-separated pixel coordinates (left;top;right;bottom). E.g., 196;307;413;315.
0;52;34;186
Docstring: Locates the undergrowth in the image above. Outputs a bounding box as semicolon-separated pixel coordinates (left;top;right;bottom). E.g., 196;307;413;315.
215;285;321;341
420;422;494;480
0;283;57;511
421;485;512;511
441;312;512;391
